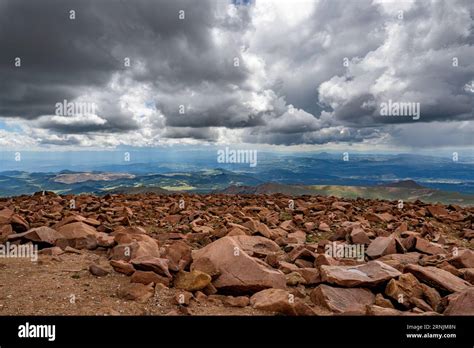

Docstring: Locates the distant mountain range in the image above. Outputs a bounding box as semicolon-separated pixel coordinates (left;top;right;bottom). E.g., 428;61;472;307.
1;152;473;204
0;168;473;205
219;181;474;205
0;169;262;197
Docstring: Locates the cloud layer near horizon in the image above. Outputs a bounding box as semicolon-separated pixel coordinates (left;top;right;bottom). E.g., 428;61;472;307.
0;0;472;149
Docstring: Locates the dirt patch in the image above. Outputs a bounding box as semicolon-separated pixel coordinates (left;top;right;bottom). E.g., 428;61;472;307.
0;252;273;316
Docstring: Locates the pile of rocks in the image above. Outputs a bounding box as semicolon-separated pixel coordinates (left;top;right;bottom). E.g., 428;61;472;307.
1;192;473;315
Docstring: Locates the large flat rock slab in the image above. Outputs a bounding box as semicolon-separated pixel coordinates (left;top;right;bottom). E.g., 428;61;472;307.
404;264;471;293
320;261;401;287
192;236;286;294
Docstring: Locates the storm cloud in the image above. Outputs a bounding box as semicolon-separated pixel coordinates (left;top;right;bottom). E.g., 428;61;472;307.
0;0;472;149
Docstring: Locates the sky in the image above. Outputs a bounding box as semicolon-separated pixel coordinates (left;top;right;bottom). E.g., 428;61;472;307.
0;0;472;153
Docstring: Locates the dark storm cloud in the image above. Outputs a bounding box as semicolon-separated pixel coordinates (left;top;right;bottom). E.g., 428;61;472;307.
317;0;474;126
162;127;219;141
0;0;472;148
259;0;385;118
0;0;249;132
158;86;266;129
242;125;382;146
0;0;119;118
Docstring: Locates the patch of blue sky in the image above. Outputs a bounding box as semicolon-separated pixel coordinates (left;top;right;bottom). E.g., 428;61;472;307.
144;100;157;110
0;120;22;133
232;0;253;5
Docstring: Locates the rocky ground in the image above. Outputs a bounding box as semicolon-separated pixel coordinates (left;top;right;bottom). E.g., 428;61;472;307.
0;192;473;316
